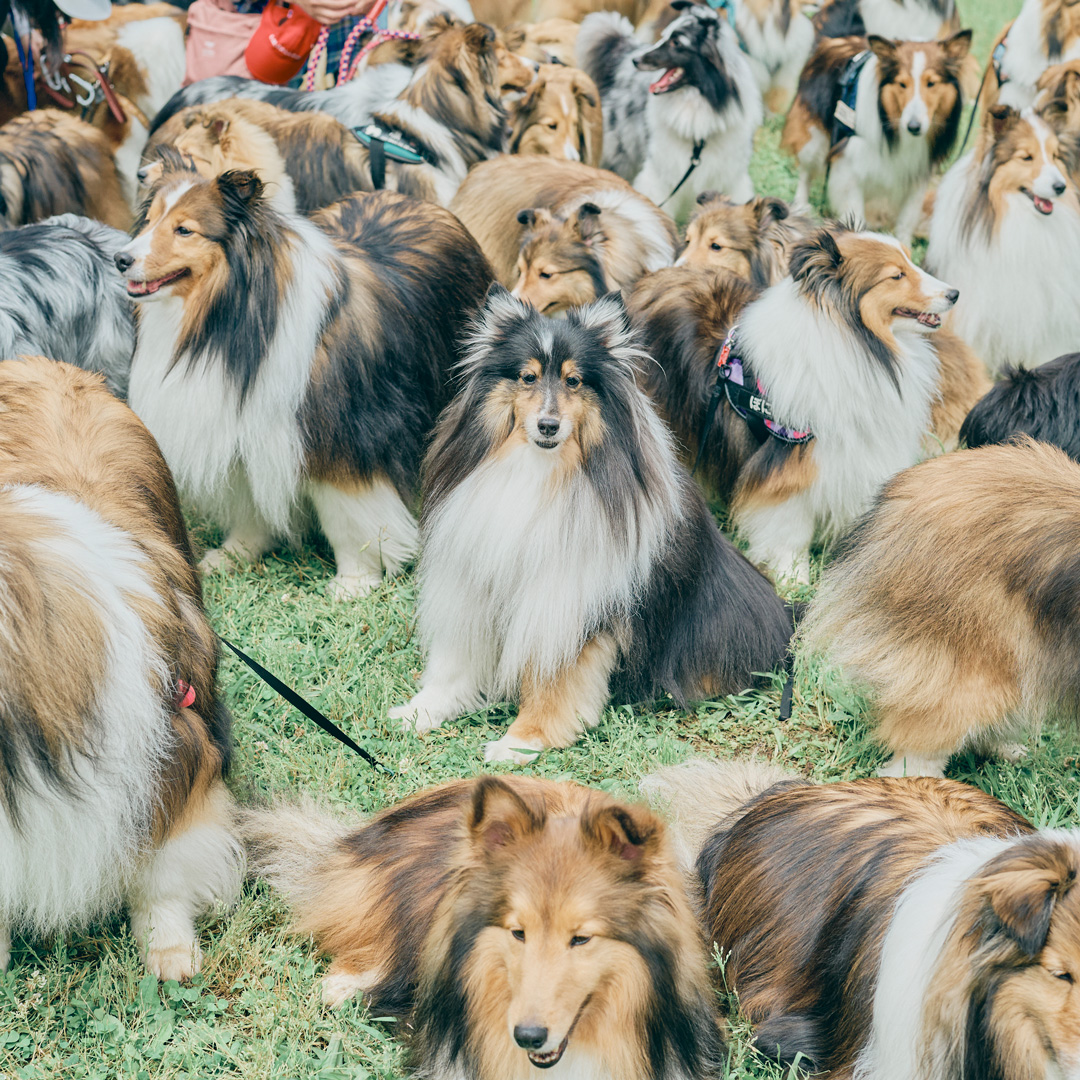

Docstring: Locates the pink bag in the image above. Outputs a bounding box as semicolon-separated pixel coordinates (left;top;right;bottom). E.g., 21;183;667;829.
183;0;260;85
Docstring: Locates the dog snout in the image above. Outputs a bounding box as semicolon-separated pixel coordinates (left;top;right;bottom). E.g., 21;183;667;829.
944;288;959;306
136;165;150;184
513;1024;549;1050
114;251;135;273
536;416;560;438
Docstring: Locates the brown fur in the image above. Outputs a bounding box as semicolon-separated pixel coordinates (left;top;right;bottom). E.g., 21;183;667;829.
509;64;603;166
501;18;580;66
0;109;130;228
803;439;1080;771
928;328;991;451
242;775;724;1079
1037;59;1080;180
982;3;1080;112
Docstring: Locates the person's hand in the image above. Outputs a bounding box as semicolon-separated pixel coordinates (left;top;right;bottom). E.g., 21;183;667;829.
290;0;376;25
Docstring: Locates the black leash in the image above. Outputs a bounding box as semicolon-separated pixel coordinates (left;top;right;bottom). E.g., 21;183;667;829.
220;637;393;775
660;139;706;208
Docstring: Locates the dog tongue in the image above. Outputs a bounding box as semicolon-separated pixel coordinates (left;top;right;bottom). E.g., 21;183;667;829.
649;67;682;93
1033;194;1054;214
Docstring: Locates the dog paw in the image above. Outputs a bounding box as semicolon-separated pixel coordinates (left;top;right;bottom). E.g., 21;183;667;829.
198;548;229;573
144;940;202;982
0;927;9;971
484;735;544;764
996;742;1029;763
390;700;446;734
321;970;374;1008
329;571;382;600
877;753;947;779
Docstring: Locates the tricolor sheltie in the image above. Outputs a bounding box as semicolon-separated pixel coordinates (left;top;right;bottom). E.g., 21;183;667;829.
961;351;1080;462
242;775;726;1079
0;357;242;979
926;104;1080;372
117;161;492;598
783;30;971;244
391;289;793;762
646;759;1080;1080
802;439;1080;777
577;3;762;221
630;225;978;582
675;191;813;285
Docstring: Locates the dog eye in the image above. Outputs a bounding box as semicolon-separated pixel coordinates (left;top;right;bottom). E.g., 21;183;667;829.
512;929;526;942
544;119;558;129
925;76;938;87
1055;970;1074;983
175;225;193;237
1021;152;1034;161
569;935;592;947
891;272;904;280
565;375;581;388
539;271;554;280
520;372;537;384
710;242;723;251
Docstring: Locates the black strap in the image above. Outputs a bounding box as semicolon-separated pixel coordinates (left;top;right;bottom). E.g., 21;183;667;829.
692;372;727;475
660;139;705;207
369;135;387;190
219;637;392;775
956;57;991;158
778;671;794;722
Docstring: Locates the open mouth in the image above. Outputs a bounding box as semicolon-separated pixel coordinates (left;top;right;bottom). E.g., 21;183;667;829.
126;268;189;297
527;1036;569;1069
533;438;560;449
893;307;942;329
1022;188;1054;215
649;67;685;93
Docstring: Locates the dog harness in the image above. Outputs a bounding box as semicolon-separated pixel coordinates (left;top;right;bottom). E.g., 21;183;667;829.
832;49;871;145
991;37;1009;86
352;121;436;190
693;326;813;473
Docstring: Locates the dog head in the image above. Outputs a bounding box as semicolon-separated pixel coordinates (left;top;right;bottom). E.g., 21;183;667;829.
1042;0;1080;64
869;31;970;158
1036;60;1080;179
511;203;608;316
632;2;740;111
981;105;1073;219
509;64;602;166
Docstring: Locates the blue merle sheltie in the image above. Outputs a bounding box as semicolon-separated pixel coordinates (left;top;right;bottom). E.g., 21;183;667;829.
577;2;762;222
390;287;793;762
115;159;492;598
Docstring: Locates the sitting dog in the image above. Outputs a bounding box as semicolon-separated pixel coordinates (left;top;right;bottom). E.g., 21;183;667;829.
391;288;794;762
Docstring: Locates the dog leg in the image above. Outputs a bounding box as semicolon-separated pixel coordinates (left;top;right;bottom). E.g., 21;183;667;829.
128;781;243;982
877;751;949;778
308;478;418;600
484;634;618;764
0;923;9;970
391;648;485;734
735;495;816;584
321;963;385;1008
200;510;275;573
893;181;927;248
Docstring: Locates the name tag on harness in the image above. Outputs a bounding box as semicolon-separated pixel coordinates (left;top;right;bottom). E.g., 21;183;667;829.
833;100;856;131
352;124;428;165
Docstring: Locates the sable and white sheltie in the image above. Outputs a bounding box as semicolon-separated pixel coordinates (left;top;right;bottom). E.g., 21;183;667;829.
802;439;1080;777
0;357;242;979
645;759;1080;1080
450;153;677;288
734;0;816;116
241;775;726;1079
982;0;1080;111
1036;59;1080;180
926;104;1080;372
676;191;813;284
783;31;971;244
630;225;979;582
508;63;604;167
116;161;491;597
391;289;793;762
961;351;1080;462
577;3;762;221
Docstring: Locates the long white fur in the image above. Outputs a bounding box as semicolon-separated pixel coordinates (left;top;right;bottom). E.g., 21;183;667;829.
995;0;1080;109
117;17;187;118
394;295;681;735
857;0;955;40
926;113;1080;371
736;1;815;112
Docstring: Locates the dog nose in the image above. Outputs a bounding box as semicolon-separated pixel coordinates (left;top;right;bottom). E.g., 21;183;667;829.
1053;179;1067;196
137;165;150;184
907;120;922;135
944;288;959;305
537;416;560;438
114;251;135;273
514;1025;549;1050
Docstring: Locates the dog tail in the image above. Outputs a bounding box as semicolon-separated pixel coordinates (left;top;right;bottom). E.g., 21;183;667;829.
576;11;638;97
641;758;796;874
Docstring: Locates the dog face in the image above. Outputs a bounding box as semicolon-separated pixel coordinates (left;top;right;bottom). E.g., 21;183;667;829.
512;204;607;316
985;105;1072;218
495;39;536;104
632;3;738;111
510;65;600;165
139;112;280;188
1043;0;1080;63
678;193;792;283
869;32;970;151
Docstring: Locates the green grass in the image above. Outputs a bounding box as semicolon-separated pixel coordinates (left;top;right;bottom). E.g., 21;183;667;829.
2;0;1064;1076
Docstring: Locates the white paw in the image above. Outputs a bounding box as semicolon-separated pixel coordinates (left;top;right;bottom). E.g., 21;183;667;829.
329;570;382;600
198;547;229;573
321;970;375;1008
773;556;811;586
0;927;10;971
390;700;446;734
144;939;202;982
877;753;947;779
484;735;544;764
996;742;1030;764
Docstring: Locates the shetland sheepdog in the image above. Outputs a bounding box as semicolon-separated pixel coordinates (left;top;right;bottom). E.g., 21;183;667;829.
783;31;971;244
0;357;242;979
450;153;676;288
675;191;813;284
508;63;603;167
630;225;976;581
734;0;815;115
241;775;726;1079
0;110;130;229
577;3;762;221
802;439;1080;776
117;161;491;597
391;289;793;762
646;759;1080;1080
981;0;1080;111
1036;59;1080;183
961;351;1080;462
0;215;134;397
926;104;1080;373
813;0;958;40
501;17;580;67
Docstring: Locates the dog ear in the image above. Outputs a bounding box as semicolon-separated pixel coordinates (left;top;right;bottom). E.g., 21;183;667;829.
756;196;789;225
205;116;230;143
988;103;1020;140
216;170;264;218
790;227;843;285
464;21;496;52
867;35;899;65
581;801;663;866
939;28;972;61
976;840;1078;958
576;202;605;245
696;189;723;206
468;777;545;853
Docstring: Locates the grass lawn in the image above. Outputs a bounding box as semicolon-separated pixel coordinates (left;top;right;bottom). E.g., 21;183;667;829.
4;0;1071;1076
